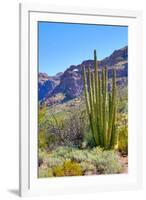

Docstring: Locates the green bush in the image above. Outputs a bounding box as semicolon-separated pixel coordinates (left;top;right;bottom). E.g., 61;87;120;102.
47;157;64;168
80;161;96;175
117;86;128;113
46;110;87;148
53;160;82;177
118;126;128;155
39;167;53;178
39;168;48;178
68;149;88;162
63;160;82;176
38;104;89;150
46;134;58;150
84;130;96;148
53;165;65;177
38;130;47;149
116;113;128;155
39;149;47;159
52;146;73;158
48;168;54;177
94;150;122;174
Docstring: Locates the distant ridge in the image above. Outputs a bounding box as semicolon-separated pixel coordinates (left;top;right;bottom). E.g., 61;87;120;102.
39;46;128;104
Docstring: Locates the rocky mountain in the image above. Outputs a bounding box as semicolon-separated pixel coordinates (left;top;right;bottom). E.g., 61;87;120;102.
39;46;128;105
38;72;62;101
99;46;128;66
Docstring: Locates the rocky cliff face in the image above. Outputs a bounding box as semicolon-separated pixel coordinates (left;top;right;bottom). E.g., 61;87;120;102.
38;72;62;101
39;46;128;104
52;69;84;99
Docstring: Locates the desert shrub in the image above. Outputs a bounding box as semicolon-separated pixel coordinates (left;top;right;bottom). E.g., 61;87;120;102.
38;105;50;131
39;167;53;178
38;149;64;168
118;100;128;113
38;103;89;150
53;165;65;177
46;109;87;148
38;130;47;149
117;86;128;113
38;105;46;128
38;105;56;150
39;168;48;178
53;160;83;177
38;149;48;161
63;160;82;176
63;110;87;146
45;134;58;150
80;162;96;175
118;126;128;155
48;168;54;177
46;157;64;168
117;113;128;127
116;113;128;155
84;130;96;148
83;147;122;174
38;149;45;167
52;146;73;159
94;150;122;174
52;146;89;162
68;149;87;162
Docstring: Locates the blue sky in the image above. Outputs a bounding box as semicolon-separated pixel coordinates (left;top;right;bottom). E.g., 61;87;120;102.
38;22;128;76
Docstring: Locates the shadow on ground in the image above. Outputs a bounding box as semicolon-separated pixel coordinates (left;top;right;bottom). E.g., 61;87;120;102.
8;189;19;196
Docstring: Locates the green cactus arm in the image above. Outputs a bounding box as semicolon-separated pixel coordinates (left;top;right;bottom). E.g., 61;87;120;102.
82;66;90;116
110;69;117;148
110;105;118;148
94;50;99;110
94;50;100;133
83;66;98;144
88;67;93;116
91;72;96;107
88;67;99;145
93;50;101;145
102;67;108;146
108;93;112;118
102;69;105;95
91;72;100;145
107;68;116;147
97;72;104;146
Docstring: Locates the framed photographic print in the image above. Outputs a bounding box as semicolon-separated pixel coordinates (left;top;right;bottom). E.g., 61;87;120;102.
19;3;143;197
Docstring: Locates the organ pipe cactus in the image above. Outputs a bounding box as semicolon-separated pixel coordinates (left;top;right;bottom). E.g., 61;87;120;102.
83;50;117;149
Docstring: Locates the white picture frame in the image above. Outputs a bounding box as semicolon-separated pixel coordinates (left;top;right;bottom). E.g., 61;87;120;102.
19;3;143;197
